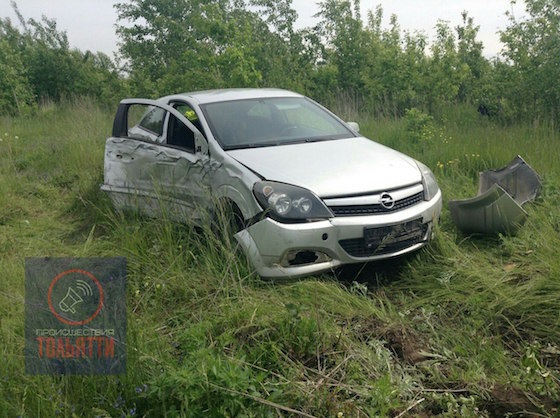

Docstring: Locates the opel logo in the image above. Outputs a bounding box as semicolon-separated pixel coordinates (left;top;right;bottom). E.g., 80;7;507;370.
380;192;395;209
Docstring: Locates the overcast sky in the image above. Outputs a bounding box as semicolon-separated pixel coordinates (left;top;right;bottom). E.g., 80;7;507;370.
0;0;526;58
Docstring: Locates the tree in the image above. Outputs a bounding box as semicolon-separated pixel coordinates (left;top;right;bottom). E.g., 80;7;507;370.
425;20;469;112
0;36;35;115
314;0;367;94
0;2;124;111
455;11;490;104
115;0;311;95
500;0;560;123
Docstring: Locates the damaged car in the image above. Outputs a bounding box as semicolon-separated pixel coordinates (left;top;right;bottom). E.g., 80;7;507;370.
102;89;442;278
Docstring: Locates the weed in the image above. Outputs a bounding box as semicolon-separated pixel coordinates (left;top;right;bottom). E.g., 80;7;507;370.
1;99;559;416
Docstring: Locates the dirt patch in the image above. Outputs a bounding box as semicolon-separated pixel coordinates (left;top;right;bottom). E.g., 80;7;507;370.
483;384;541;417
341;317;430;365
382;326;430;365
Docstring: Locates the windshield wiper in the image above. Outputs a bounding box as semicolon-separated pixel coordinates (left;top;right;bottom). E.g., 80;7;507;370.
275;137;338;145
305;137;330;143
224;142;277;150
304;136;349;143
224;136;348;150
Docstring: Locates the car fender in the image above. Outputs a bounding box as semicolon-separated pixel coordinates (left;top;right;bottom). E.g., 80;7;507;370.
211;168;262;221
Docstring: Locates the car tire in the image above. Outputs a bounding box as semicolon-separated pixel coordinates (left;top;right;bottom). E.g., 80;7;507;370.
211;199;245;240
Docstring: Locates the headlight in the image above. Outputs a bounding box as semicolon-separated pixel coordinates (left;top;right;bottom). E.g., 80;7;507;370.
253;181;333;222
416;161;440;201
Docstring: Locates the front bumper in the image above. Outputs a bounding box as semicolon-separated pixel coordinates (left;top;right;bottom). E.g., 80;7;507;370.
235;191;442;278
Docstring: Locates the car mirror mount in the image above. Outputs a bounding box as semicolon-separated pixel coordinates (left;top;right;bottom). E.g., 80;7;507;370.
347;121;360;133
195;132;209;155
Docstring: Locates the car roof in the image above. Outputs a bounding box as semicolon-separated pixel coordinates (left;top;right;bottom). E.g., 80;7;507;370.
160;88;303;105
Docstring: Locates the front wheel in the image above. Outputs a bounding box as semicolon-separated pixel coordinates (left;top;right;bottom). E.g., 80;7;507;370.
211;200;245;242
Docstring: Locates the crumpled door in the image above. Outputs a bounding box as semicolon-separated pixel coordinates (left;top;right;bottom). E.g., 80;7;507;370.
102;99;211;222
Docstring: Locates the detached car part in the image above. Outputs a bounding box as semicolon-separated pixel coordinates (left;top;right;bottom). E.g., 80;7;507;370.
449;184;528;234
449;155;540;235
478;155;541;205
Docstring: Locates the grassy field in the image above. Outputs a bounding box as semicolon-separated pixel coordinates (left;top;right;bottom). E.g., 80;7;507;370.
1;99;559;417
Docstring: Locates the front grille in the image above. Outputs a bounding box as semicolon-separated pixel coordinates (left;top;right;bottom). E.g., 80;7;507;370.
339;220;429;258
329;192;423;216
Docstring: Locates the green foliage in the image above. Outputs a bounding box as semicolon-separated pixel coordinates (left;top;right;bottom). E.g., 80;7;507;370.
405;107;434;146
2;0;560;124
456;12;489;103
147;348;269;417
3;0;560;414
0;2;125;115
1;3;560;416
315;0;366;92
0;14;36;115
499;0;560;124
2;100;560;417
114;0;310;95
0;37;35;115
312;5;492;119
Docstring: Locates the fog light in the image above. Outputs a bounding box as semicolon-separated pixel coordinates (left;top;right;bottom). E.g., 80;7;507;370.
280;250;331;267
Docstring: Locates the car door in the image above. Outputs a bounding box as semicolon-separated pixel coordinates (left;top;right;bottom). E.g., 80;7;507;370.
102;99;212;222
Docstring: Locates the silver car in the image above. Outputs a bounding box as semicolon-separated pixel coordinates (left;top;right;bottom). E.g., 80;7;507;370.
102;89;442;278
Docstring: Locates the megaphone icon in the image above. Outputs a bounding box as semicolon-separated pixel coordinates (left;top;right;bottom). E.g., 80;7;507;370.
58;287;83;314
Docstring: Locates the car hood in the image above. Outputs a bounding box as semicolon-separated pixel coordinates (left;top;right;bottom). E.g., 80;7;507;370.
227;137;422;197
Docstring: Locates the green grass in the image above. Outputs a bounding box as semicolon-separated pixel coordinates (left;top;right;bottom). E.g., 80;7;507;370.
1;99;559;417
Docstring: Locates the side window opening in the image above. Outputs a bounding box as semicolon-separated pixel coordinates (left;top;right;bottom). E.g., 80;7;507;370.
172;102;206;138
138;107;165;135
127;104;166;142
167;114;195;152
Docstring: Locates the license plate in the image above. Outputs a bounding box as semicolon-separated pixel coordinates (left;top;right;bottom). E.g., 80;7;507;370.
364;226;392;246
364;220;424;248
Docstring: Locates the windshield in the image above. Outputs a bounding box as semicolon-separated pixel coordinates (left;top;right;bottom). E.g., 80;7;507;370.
200;97;355;150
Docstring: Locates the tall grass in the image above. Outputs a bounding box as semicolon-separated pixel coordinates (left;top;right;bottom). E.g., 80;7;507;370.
1;99;559;417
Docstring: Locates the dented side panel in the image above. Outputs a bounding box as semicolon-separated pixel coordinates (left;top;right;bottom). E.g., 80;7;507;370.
102;96;264;223
103;136;213;221
208;149;263;220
